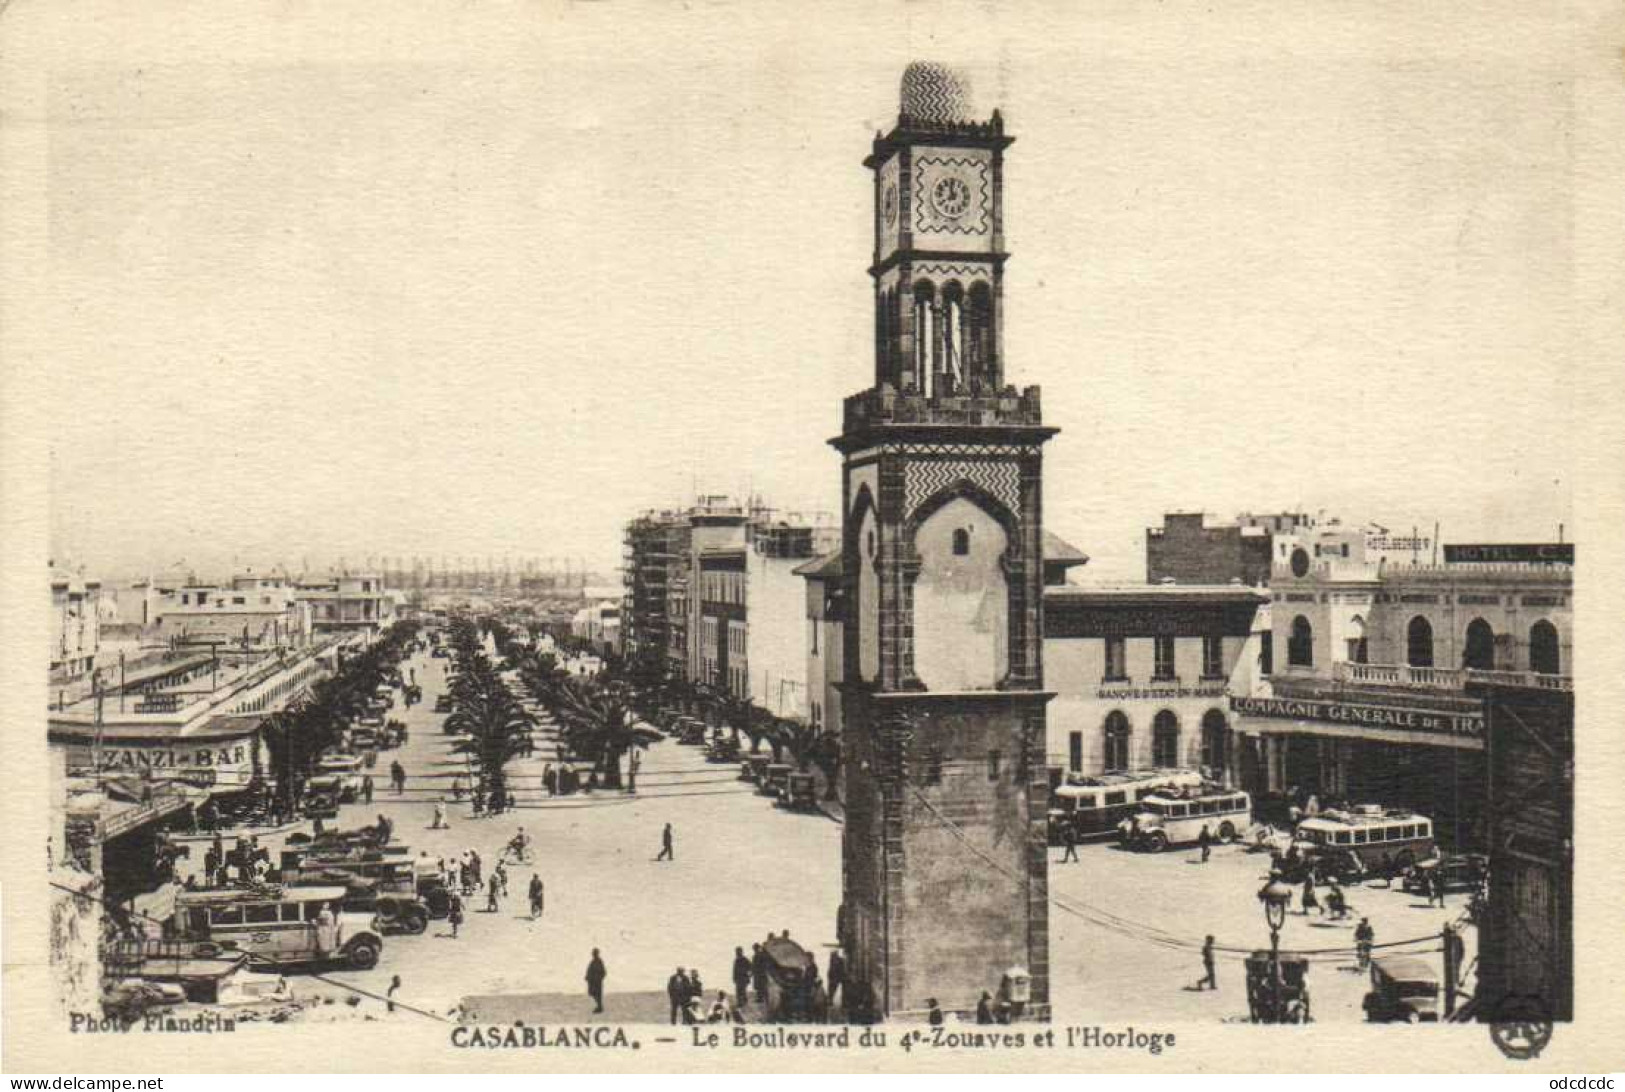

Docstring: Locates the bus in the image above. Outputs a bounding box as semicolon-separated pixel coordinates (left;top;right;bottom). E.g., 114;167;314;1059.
1119;786;1252;852
1294;807;1437;877
1047;768;1203;844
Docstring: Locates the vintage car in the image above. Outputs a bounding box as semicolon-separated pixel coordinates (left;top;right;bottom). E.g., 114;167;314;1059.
782;771;819;812
1245;950;1312;1024
760;935;829;1023
762;764;792;800
313;754;366;800
277;862;434;934
706;736;741;763
165;885;385;971
1363;956;1441;1023
1401;853;1488;896
303;782;342;819
676;719;709;746
746;753;772;785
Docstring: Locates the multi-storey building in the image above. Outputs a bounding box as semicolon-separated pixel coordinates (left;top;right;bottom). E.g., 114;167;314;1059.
50;563;103;681
152;571;312;649
293;572;397;642
622;512;679;666
1229;539;1572;848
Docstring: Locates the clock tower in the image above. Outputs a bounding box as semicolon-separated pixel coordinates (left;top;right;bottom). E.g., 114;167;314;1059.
836;63;1054;1021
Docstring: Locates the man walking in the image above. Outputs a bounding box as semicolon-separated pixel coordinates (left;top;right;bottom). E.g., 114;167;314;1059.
732;947;752;1011
656;822;674;862
667;967;689;1025
362;775;375;805
1431;868;1448;908
486;872;502;913
585;949;607;1014
1198;824;1213;863
529;873;545;919
1198;935;1218;991
391;760;406;795
1061;823;1080;863
387;975;402;1013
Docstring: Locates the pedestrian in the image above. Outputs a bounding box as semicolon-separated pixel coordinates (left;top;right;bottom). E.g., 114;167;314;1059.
1431;868;1448;908
494;860;509;897
827;948;845;1008
1061;823;1079;863
667;967;688;1025
732;947;751;1008
1199;935;1218;991
432;801;448;829
585;949;607;1014
363;775;374;805
707;991;731;1024
1354;918;1375;968
203;846;219;886
529;873;545;919
471;849;483;887
687;968;703;1002
447;893;464;938
387;975;401;1013
656;822;674;862
544;765;556;797
751;942;769;1005
1301;875;1320;916
927;998;943;1026
976;991;994;1024
391;760;406;794
486;873;501;913
1198;824;1212;863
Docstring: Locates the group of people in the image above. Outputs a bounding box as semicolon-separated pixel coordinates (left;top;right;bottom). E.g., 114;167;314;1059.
201;833;271;887
667;967;737;1024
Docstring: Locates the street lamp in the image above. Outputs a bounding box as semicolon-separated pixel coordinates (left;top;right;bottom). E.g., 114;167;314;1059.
1257;878;1294;1023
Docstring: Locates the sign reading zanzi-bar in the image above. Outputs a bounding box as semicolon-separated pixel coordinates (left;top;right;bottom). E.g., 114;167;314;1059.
1230;695;1482;736
1443;543;1573;564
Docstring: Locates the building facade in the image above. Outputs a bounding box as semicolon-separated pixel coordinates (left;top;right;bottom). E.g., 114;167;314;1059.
1043;585;1266;782
1229;542;1573;848
837;64;1053;1020
50;565;103;680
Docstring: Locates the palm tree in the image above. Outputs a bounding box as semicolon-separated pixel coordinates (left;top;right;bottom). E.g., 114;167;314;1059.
553;678;661;790
774;720;822;771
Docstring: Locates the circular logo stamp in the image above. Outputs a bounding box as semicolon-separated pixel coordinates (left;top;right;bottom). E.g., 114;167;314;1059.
1489;994;1553;1060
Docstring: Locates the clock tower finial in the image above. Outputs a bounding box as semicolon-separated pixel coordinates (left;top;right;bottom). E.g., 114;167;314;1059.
835;64;1054;1023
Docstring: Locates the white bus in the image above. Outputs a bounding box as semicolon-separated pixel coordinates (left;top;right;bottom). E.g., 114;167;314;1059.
1048;768;1203;844
1119;786;1252;852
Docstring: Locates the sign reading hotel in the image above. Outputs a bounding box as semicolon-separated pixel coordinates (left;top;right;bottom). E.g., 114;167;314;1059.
1230;695;1483;736
1443;543;1573;564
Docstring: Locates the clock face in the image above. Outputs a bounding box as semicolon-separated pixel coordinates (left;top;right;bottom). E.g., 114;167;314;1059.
931;175;972;220
882;182;898;227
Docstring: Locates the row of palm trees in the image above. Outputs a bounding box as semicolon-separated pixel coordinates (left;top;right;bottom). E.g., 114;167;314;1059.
261;621;420;815
595;650;844;802
446;618;844;803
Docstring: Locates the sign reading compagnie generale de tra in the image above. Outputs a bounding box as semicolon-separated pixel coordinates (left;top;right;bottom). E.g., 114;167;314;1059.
1229;695;1483;736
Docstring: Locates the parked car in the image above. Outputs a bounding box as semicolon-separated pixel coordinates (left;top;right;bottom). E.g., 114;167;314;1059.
1363;956;1440;1023
1401;853;1488;896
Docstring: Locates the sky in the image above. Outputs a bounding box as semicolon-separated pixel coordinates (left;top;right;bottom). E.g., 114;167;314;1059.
16;2;1582;583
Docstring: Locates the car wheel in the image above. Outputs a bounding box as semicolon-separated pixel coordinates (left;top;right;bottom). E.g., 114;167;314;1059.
1403;1009;1419;1025
1148;832;1168;853
346;939;381;970
1219;822;1237;843
401;909;428;935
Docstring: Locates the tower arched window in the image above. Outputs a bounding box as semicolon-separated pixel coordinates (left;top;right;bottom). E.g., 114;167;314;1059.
940;281;965;393
965;281;995;389
912;281;937;396
1288;615;1313;667
1103;711;1131;773
1406;615;1434;669
1151;710;1180;768
1463;618;1496;671
1529;620;1561;675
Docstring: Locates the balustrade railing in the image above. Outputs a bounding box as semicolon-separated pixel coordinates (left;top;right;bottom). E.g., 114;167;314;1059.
1332;660;1572;692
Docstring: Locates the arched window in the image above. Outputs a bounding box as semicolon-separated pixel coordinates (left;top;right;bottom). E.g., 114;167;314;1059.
952;528;970;556
913;281;937;396
1103;711;1131;773
1406;615;1434;668
1152;710;1180;768
1200;709;1228;778
1288;615;1313;667
940;281;965;394
1463;618;1496;671
1529;620;1561;675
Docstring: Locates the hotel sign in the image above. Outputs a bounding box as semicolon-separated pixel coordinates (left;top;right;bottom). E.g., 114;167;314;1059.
1230;695;1482;736
1444;543;1573;564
